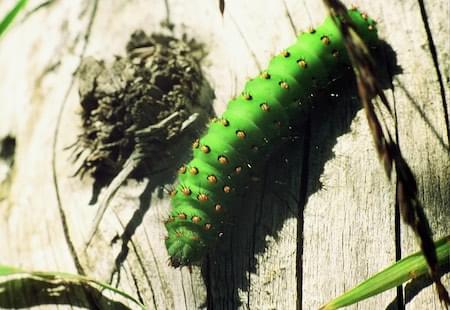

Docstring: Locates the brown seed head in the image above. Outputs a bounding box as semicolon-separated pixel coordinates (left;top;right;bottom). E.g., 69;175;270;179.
178;213;187;220
204;223;212;231
192;216;201;224
235;166;242;174
215;204;223;212
221;119;230;126
223;185;231;193
189;167;199;175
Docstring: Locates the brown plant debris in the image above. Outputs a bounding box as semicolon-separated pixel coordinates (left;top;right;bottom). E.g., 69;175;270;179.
72;30;214;246
323;0;449;306
73;30;212;182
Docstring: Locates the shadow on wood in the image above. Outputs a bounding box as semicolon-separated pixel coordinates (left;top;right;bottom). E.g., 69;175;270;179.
0;277;130;309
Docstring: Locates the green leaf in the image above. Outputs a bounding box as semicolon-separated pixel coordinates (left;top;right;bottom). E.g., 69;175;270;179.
0;264;22;274
0;264;145;309
320;235;450;309
0;0;28;38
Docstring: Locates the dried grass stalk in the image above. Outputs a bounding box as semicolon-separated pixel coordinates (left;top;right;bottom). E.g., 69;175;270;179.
322;0;449;305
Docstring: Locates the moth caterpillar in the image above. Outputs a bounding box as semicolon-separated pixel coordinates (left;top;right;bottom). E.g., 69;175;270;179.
165;8;378;267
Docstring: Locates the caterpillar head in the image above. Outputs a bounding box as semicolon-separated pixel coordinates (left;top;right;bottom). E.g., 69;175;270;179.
165;224;209;267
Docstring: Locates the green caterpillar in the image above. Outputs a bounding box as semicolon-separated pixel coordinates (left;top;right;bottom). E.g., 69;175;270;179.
165;8;378;267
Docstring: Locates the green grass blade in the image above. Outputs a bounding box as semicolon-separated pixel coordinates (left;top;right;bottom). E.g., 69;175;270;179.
0;264;145;309
0;0;28;38
320;235;450;310
0;264;23;274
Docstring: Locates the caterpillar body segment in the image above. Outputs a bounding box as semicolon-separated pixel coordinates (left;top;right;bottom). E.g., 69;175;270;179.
165;8;378;267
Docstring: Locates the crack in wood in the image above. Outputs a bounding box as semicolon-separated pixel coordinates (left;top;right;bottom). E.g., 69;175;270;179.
417;0;450;145
52;0;98;277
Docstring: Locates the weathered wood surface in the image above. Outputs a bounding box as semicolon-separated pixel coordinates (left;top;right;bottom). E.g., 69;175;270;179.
0;0;448;309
